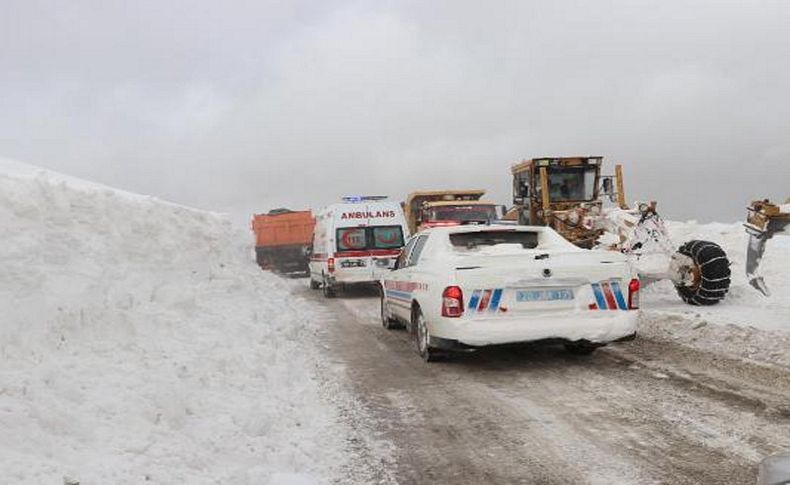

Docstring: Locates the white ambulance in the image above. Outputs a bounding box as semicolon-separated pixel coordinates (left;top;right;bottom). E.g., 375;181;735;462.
309;196;409;297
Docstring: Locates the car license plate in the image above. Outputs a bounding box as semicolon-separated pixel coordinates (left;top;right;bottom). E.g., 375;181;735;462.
375;258;392;268
516;289;574;302
340;259;366;268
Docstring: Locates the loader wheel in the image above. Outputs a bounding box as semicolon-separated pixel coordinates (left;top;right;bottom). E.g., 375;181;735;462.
674;240;731;306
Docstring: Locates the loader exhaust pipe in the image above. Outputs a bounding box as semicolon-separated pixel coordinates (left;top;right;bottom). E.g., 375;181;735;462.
539;166;551;212
614;164;628;210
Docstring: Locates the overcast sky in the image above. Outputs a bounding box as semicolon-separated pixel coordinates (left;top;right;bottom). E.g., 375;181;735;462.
2;0;789;224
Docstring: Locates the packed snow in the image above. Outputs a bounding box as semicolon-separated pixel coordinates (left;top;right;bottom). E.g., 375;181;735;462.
640;220;790;368
641;220;790;331
0;159;350;484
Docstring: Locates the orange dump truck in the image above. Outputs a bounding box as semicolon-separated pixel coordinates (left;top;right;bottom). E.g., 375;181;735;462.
251;208;315;274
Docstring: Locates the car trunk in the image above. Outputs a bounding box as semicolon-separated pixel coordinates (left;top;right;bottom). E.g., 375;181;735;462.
452;250;633;316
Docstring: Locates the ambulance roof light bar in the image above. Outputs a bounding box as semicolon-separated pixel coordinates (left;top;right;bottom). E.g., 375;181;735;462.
341;195;389;203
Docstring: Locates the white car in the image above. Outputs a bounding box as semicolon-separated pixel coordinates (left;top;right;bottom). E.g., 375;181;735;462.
380;224;640;361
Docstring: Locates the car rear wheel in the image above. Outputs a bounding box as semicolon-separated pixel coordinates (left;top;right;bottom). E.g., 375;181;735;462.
413;308;444;362
380;287;403;330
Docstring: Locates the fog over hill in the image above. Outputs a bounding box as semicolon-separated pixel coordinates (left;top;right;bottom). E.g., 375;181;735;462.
2;0;789;224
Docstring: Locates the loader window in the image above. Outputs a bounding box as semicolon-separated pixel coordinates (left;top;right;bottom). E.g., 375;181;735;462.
450;230;539;250
541;167;597;202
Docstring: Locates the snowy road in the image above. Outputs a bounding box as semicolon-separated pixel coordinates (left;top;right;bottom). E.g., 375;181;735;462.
293;282;790;485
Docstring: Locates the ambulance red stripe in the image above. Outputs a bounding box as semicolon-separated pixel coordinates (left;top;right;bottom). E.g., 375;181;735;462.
334;249;400;258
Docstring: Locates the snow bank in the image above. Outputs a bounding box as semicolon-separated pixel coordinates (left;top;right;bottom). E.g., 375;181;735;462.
640;219;790;367
0;160;344;483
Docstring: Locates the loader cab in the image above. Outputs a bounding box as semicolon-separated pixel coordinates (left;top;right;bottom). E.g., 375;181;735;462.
512;157;603;225
510;156;626;248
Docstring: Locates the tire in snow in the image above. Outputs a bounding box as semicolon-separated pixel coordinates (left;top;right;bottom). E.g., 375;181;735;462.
380;286;403;330
675;240;731;306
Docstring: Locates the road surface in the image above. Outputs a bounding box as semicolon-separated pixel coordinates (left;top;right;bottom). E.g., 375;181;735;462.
293;283;790;484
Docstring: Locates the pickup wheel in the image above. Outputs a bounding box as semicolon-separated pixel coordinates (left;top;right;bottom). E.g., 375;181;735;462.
413;308;444;362
380;287;403;330
322;275;336;298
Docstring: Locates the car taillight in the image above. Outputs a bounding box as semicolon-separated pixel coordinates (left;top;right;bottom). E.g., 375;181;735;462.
441;286;464;317
327;257;335;273
628;278;640;309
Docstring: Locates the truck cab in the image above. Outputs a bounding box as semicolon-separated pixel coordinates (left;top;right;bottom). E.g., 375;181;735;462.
404;190;499;235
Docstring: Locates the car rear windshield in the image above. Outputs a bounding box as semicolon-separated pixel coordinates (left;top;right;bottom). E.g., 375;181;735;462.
449;230;539;250
337;226;405;251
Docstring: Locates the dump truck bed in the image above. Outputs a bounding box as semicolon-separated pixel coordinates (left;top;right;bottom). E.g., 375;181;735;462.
251;210;315;273
252;210;315;247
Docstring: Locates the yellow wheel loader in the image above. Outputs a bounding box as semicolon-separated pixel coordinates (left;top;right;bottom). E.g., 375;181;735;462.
510;156;732;306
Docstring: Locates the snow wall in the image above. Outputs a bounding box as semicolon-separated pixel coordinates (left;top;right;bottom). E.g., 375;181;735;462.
0;162;343;484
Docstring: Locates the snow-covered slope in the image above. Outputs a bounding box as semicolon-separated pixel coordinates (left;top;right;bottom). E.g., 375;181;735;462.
0;160;345;483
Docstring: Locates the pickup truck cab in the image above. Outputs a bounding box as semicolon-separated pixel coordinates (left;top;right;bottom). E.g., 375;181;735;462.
380;224;639;361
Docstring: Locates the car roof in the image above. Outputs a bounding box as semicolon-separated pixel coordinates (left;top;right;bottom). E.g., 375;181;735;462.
417;223;549;235
423;200;496;207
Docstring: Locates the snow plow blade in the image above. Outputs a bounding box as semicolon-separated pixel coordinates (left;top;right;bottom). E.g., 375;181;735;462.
744;199;790;296
746;232;770;296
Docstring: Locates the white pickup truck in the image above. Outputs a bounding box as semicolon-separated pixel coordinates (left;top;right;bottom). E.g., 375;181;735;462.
380;225;640;361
